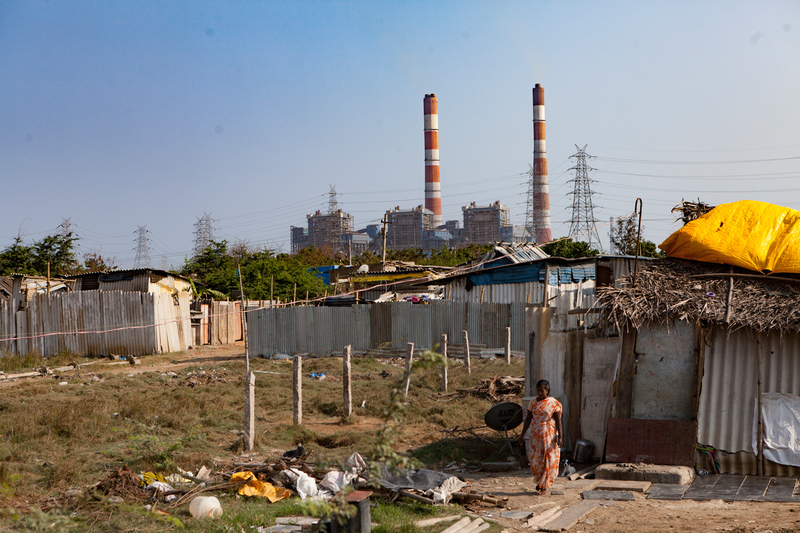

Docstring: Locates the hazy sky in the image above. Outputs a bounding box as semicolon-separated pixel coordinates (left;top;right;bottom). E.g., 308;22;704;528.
2;1;799;268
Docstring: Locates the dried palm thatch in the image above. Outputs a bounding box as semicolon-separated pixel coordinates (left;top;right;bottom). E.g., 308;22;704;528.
596;258;800;335
672;200;715;224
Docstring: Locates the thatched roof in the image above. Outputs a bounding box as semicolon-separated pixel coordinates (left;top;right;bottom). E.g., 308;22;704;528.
596;258;800;334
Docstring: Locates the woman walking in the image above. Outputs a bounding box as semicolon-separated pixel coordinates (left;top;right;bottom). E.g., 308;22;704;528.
518;379;562;495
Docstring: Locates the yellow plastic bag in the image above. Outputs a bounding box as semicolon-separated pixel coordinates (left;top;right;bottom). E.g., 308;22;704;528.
230;471;291;502
659;200;800;274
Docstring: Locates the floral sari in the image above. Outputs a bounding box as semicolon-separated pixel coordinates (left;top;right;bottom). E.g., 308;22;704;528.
525;396;562;490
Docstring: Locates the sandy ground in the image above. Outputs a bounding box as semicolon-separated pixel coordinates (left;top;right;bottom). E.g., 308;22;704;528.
4;344;799;532
462;469;800;532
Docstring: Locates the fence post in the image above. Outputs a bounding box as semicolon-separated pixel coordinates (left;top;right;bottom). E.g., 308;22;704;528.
463;330;471;375
403;342;414;398
441;333;448;393
293;354;303;425
505;326;511;364
244;371;255;451
343;345;352;418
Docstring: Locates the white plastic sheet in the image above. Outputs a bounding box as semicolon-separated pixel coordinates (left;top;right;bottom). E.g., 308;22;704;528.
752;392;800;467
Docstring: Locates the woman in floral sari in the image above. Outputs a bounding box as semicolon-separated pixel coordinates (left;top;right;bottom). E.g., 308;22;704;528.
518;379;563;495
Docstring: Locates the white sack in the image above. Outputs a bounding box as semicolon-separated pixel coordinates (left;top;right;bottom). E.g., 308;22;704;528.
752;392;800;467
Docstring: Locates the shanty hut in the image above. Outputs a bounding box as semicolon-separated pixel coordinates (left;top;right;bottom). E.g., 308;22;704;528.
596;257;800;475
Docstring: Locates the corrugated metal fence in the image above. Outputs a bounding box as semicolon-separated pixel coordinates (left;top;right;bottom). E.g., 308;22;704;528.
0;290;191;357
247;301;530;357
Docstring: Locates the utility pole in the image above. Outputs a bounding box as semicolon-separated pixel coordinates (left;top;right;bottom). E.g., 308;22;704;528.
133;226;152;269
567;145;604;252
381;213;390;263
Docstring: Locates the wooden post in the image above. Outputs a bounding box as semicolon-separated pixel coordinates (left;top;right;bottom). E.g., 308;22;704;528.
725;266;734;324
270;275;274;307
441;333;448;392
528;332;536;396
244;370;255;450
47;261;51;295
463;330;471;375
293;283;297;306
505;326;511;364
343;345;352;418
542;264;550;307
480;286;485;303
757;334;764;476
403;342;414;397
293;354;303;425
237;264;249;372
305;290;309;305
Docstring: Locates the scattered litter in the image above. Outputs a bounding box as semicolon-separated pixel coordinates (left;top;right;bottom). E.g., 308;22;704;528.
189;495;223;518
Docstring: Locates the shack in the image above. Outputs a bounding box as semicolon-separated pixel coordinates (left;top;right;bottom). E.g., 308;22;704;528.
597;257;800;475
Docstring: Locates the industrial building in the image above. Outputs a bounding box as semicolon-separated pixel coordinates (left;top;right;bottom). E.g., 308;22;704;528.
290;87;548;256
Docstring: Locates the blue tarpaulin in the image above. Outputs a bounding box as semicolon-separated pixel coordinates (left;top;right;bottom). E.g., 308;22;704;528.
466;262;595;286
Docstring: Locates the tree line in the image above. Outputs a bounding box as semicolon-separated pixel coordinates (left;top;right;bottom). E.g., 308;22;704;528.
0;220;662;301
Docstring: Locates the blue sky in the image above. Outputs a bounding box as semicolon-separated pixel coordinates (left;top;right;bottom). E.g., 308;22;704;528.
2;0;799;268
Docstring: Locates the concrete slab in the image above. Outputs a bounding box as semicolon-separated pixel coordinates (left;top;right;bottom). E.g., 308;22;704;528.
595;463;695;484
565;479;599;491
646;484;688;500
582;490;635;501
539;501;602;532
413;515;461;528
593;480;651;492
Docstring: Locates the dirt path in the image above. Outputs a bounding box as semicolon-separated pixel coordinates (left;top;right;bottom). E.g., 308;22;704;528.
460;469;800;532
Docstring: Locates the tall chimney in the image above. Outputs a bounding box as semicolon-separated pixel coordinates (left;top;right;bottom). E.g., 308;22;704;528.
424;94;442;227
532;84;551;242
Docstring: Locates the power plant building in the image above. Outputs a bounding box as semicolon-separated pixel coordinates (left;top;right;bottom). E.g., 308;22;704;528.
461;201;524;246
386;205;434;250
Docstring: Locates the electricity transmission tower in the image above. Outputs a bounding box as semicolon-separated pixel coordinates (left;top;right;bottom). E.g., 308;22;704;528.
327;185;343;253
193;212;215;256
133;226;152;269
567;145;604;252
524;165;535;241
58;217;73;238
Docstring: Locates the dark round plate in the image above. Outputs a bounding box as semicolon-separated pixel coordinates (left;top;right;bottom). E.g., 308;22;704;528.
484;401;523;431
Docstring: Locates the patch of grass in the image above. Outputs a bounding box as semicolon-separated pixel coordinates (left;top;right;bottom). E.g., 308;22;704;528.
411;435;509;467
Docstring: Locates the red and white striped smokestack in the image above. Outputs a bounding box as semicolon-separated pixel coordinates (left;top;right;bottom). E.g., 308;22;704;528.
532;84;552;243
424;93;442;227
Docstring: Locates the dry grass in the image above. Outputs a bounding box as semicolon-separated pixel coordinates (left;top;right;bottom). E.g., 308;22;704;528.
0;349;523;530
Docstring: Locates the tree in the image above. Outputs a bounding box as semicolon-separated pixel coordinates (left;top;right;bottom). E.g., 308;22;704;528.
0;233;80;276
611;218;665;258
180;240;327;302
541;239;599;259
81;251;117;273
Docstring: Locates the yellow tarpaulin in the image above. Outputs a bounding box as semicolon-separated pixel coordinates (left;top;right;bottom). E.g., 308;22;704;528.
659;200;800;274
230;471;291;502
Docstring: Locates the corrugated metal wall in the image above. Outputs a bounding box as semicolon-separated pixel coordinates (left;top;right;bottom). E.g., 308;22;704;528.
697;326;800;475
247;301;532;357
0;290;164;357
446;279;596;312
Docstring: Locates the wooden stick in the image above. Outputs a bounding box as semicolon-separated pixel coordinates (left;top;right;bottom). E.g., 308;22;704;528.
343;345;352;417
757;333;764;476
293;354;303;425
505;326;511;364
463;330;471;375
403;342;414;398
441;333;448;392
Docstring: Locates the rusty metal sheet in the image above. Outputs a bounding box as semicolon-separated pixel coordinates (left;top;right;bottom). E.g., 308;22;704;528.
606;418;697;466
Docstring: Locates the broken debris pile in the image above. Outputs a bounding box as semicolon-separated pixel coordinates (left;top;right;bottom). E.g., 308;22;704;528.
433;375;524;402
